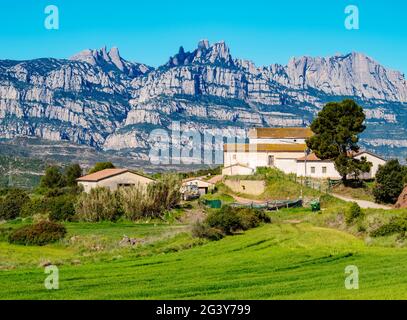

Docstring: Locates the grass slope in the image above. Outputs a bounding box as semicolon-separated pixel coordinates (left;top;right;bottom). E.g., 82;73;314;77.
2;221;407;299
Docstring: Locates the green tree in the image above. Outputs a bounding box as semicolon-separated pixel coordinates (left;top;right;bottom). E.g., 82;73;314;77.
88;162;115;174
373;159;406;204
64;164;82;186
40;166;65;189
0;188;30;220
306;99;371;182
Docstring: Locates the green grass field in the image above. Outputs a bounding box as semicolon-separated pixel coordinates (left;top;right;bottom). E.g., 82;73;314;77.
2;217;407;299
1;168;406;300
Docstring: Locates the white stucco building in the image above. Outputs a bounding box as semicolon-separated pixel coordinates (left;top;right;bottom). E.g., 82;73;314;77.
223;127;386;179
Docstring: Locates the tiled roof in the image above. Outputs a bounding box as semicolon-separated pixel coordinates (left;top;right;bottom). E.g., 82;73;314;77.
248;127;313;139
76;168;154;182
224;143;307;152
76;169;128;182
296;153;324;161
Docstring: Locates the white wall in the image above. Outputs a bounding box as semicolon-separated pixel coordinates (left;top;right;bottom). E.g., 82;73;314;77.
224;151;305;172
296;161;341;179
222;165;255;176
354;153;386;179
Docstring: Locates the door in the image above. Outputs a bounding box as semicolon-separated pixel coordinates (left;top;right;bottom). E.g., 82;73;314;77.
268;155;275;167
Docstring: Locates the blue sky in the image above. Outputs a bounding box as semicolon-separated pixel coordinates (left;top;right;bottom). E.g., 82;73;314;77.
1;0;406;73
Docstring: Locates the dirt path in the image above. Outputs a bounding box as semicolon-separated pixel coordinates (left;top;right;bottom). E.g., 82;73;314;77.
231;194;266;204
331;193;392;210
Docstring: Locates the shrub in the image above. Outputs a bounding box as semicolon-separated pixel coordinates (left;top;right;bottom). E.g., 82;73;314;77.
236;208;261;230
206;206;270;235
373;160;406;204
48;195;76;221
117;174;182;220
8;221;67;246
117;185;149;220
345;202;364;225
146;174;181;212
370;216;407;237
75;187;121;222
191;222;224;241
206;206;243;234
0;189;30;220
20;197;49;217
40;166;66;189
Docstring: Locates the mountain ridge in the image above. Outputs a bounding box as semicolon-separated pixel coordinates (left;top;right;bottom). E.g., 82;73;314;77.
0;39;406;162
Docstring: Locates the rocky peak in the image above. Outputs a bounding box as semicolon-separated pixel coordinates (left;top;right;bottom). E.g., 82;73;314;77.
284;52;407;101
70;47;152;78
165;40;234;68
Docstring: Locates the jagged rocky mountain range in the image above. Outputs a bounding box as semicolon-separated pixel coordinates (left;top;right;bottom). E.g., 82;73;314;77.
0;40;407;162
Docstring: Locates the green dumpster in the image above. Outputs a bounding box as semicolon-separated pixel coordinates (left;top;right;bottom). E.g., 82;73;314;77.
310;200;320;212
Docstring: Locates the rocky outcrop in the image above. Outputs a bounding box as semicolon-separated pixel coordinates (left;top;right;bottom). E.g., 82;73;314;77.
395;186;407;208
70;47;153;78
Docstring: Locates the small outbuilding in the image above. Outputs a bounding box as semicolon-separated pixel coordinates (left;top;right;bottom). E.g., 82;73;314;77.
181;177;214;195
76;168;155;192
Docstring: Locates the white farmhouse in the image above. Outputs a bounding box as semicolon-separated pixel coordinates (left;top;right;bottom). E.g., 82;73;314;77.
76;168;155;192
223;127;386;179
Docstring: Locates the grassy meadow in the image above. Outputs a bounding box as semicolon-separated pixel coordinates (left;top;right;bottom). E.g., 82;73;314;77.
2;219;407;299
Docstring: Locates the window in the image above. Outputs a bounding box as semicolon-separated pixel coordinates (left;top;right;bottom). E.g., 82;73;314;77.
268;155;275;166
118;183;135;188
311;166;316;174
322;166;327;174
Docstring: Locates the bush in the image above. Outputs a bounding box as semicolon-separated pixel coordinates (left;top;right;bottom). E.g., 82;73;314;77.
75;187;121;222
206;206;270;235
345;202;364;225
48;195;76;221
20;197;50;217
0;189;30;220
370;216;407;237
191;222;224;241
40;166;66;189
236;208;260;230
8;221;67;246
206;206;244;235
373;160;406;204
117;185;149;220
117;174;181;220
